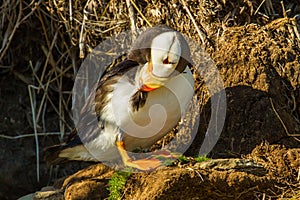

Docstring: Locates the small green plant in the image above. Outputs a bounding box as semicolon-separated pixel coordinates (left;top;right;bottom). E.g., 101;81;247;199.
178;155;210;163
178;155;190;163
107;170;132;200
162;158;175;166
194;156;210;162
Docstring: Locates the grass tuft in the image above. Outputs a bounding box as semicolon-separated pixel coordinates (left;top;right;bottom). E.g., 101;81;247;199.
107;170;132;200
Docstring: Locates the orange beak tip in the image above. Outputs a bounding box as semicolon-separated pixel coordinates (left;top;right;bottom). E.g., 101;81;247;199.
139;84;157;92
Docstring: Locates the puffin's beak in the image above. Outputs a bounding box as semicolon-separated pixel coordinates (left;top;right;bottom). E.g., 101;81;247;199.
139;82;162;92
138;61;165;92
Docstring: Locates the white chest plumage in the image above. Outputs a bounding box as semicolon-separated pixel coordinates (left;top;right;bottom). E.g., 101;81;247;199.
84;67;194;161
123;67;194;150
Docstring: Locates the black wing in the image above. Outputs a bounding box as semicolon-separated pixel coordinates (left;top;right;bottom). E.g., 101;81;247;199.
44;59;139;164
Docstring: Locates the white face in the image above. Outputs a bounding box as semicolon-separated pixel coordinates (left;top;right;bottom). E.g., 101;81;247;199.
150;31;181;78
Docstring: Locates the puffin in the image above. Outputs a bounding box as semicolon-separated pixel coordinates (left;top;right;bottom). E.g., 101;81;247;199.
45;27;194;170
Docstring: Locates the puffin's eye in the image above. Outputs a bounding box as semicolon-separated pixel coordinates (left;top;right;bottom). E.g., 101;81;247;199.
163;57;169;64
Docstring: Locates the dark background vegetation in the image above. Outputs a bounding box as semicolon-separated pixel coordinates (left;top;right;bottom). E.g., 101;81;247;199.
0;0;300;199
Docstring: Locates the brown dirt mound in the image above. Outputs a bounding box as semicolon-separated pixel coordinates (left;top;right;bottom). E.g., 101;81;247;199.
123;144;300;199
32;144;300;199
188;17;300;158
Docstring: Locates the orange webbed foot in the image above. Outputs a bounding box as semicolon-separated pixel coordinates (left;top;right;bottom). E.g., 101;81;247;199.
124;157;162;171
116;140;163;171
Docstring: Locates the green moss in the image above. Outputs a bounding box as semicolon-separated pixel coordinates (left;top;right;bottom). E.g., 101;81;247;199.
177;155;190;163
107;170;132;200
178;155;210;163
194;156;210;162
162;158;175;166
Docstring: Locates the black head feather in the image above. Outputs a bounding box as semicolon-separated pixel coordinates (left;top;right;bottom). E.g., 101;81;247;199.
128;26;193;73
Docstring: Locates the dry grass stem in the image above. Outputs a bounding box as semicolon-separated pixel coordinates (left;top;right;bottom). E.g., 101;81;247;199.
130;0;152;27
0;132;63;139
181;0;205;44
28;85;40;182
126;0;137;40
270;98;300;137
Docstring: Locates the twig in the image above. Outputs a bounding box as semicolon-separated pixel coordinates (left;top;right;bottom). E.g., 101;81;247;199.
28;85;40;183
46;94;73;131
41;100;47;132
292;17;300;41
265;0;275;16
186;167;204;182
0;0;42;61
280;1;287;18
0;0;23;61
269;98;300;137
61;91;74;128
59;59;65;140
19;1;42;24
0;65;12;69
254;0;266;15
79;0;89;58
129;0;152;27
100;0;112;18
38;26;60;92
12;70;31;85
0;132;63;139
34;64;51;123
69;0;73;22
126;0;137;41
47;64;73;84
181;0;206;44
37;7;50;49
236;186;258;199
